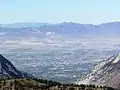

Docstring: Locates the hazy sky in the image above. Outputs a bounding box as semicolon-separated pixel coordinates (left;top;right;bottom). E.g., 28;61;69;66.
0;0;120;24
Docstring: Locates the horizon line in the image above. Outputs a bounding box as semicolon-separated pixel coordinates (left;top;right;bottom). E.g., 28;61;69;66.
0;20;120;25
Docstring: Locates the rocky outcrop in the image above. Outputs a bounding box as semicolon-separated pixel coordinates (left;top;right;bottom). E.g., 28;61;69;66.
77;53;120;90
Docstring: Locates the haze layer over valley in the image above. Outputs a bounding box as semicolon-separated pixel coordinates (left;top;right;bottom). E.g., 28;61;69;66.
1;22;120;83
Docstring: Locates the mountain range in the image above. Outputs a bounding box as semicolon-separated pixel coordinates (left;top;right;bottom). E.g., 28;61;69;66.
0;22;50;28
1;22;120;39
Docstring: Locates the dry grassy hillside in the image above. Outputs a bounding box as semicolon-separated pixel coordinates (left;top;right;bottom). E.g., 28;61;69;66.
0;78;115;90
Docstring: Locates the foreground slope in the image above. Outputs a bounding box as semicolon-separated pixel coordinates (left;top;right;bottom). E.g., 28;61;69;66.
0;78;114;90
77;53;120;90
0;54;33;79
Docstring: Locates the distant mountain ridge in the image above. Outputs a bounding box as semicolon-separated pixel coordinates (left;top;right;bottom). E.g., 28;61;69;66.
0;54;33;79
77;53;120;90
0;22;50;28
1;22;120;38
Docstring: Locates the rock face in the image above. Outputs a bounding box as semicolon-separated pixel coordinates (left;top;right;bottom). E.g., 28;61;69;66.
0;54;33;79
77;53;120;90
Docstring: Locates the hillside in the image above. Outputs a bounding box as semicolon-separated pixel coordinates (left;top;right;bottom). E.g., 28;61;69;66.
77;53;120;90
0;54;33;79
0;78;115;90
